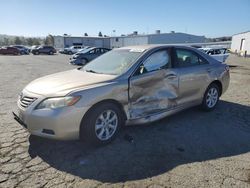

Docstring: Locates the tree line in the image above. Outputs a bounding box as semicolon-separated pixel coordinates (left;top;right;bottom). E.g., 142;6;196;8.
0;35;54;46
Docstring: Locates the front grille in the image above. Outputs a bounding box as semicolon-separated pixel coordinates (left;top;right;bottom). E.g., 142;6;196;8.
19;96;37;108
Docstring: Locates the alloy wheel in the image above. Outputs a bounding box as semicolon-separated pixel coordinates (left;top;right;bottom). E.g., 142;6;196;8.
206;87;218;108
95;110;118;141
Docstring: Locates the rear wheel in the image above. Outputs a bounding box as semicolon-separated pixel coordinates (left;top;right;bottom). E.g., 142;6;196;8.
201;83;220;111
35;51;39;55
80;103;124;146
49;51;53;55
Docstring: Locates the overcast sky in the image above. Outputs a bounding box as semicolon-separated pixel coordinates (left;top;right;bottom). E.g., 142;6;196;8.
1;0;250;37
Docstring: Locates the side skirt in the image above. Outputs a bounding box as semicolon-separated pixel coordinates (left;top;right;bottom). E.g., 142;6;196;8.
125;101;200;126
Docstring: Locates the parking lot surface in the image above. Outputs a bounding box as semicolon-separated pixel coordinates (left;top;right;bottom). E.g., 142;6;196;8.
0;54;250;188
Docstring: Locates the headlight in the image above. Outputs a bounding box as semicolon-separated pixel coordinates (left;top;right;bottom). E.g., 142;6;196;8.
36;96;81;110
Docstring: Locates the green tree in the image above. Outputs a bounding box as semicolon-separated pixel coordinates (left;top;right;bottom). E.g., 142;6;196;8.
26;38;33;46
98;31;103;37
84;33;88;36
33;38;41;45
3;37;9;45
14;37;22;45
44;34;54;45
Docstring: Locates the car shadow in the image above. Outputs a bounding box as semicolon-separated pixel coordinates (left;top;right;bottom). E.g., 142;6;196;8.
28;100;250;183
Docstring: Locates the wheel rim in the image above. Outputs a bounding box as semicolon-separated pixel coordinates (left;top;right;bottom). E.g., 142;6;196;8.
206;87;218;108
95;110;118;141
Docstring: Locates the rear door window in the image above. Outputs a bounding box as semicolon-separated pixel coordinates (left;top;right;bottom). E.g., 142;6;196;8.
175;48;207;67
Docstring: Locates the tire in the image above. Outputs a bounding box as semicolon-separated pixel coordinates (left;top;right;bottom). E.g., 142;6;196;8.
80;102;124;146
68;51;73;55
20;51;25;55
35;51;39;55
201;83;220;111
81;58;88;65
49;51;53;55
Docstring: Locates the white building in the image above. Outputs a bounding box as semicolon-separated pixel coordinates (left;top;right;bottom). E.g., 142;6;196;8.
231;31;250;56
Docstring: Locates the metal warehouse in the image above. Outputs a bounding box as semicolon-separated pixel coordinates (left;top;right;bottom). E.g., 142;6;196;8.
54;36;110;49
231;31;250;56
54;31;206;49
110;31;205;48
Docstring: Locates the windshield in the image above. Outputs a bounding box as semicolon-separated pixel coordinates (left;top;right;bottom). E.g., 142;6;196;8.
82;49;142;75
77;47;92;54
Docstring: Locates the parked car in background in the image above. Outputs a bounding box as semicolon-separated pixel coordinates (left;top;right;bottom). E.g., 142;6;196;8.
11;45;30;55
77;46;92;53
70;47;110;65
14;45;230;145
59;46;85;55
31;45;39;49
31;46;56;55
0;46;19;55
199;47;229;63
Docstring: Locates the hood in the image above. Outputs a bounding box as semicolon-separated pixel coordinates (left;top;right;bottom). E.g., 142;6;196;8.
25;69;116;96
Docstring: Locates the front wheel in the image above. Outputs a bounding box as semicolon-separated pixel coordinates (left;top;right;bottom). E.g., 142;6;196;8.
81;58;88;65
80;103;124;145
201;83;220;111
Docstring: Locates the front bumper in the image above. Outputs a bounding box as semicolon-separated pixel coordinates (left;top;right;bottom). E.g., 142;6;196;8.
69;58;81;65
13;112;27;128
14;91;89;140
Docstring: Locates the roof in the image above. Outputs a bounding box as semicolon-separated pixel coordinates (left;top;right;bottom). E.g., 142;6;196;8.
232;30;250;36
118;44;197;51
54;32;205;40
54;35;109;39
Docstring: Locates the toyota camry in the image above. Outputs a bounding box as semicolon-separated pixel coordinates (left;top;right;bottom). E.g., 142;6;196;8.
13;45;230;145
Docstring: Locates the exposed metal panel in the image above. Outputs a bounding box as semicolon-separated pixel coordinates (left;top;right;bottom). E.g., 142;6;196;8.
129;69;178;119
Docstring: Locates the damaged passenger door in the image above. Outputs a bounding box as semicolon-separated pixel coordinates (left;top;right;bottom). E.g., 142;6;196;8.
128;49;179;119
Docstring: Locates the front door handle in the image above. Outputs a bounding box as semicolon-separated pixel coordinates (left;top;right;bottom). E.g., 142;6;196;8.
165;74;177;79
206;68;212;73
